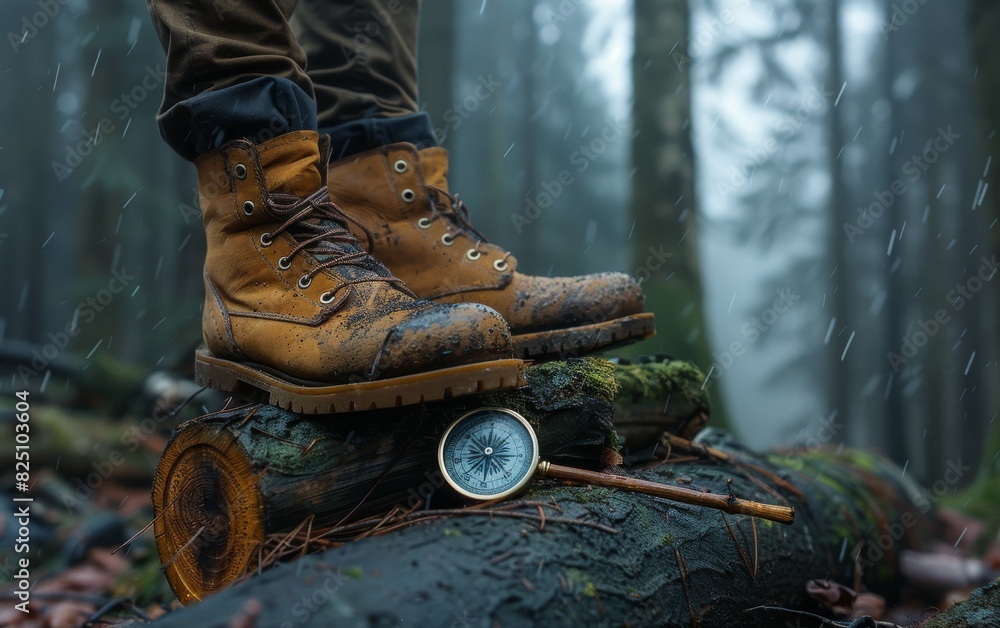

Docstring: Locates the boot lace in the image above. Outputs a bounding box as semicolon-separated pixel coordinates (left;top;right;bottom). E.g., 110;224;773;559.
264;187;413;308
426;186;512;267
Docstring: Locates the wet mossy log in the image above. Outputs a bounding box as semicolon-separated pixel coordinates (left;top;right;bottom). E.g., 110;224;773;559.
153;427;940;627
153;358;629;603
611;354;711;447
923;578;1000;627
153;356;939;624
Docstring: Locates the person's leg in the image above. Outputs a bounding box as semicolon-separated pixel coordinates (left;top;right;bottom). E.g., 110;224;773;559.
295;0;653;357
327;145;655;358
146;0;522;410
299;1;655;358
148;0;317;160
292;0;435;160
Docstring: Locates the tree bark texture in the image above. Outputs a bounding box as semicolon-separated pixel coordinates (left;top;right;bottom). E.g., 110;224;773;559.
152;357;939;625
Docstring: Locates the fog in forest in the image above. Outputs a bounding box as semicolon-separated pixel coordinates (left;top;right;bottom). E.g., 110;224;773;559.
1;0;998;488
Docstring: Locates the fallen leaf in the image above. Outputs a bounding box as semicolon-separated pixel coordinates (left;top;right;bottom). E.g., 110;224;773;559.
228;597;263;628
86;547;130;575
35;565;113;595
852;592;886;620
45;600;95;628
806;579;856;618
145;604;168;620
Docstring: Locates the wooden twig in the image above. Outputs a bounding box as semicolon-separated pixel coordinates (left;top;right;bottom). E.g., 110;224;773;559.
249;425;309;449
233;404;261;430
300;515;314;559
261;515;315;567
264;504;617;559
380;509;619;536
746;606;903;627
538;462;795;525
593;585;605;617
302;436;321;456
355;506;410;541
660;433;806;501
165;384;210;419
660;455;701;466
674;548;696;627
161;525;206;570
81;597;151;627
112;488;185;555
721;513;754;579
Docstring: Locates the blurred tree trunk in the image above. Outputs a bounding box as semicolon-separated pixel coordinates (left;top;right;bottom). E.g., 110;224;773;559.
72;0;206;370
2;0;207;388
447;1;630;278
629;1;717;418
828;0;995;483
0;0;82;386
416;0;453;131
969;1;1000;258
964;0;1000;486
687;0;995;476
75;0;136;360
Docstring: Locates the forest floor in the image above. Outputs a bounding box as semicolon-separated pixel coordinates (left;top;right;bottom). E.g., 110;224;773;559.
1;355;999;627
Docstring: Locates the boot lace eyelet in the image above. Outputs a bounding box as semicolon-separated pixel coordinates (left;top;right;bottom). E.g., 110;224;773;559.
319;290;336;304
393;160;408;174
234;163;247;179
466;249;482;261
260;232;273;247
298;275;312;289
242;200;255;215
417;217;432;229
401;188;416;202
278;256;291;270
441;233;455;246
493;259;509;272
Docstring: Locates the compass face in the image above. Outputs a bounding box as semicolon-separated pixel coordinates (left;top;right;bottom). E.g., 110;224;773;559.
438;408;539;500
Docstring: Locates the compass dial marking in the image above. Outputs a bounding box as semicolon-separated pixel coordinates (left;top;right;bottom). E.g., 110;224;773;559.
438;408;540;500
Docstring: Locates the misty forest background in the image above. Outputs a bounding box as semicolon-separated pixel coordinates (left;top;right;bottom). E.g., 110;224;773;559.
1;0;998;488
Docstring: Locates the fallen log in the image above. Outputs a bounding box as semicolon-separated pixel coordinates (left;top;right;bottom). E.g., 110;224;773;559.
151;428;939;627
152;355;941;623
923;577;1000;627
611;354;710;446
0;404;161;486
153;358;624;603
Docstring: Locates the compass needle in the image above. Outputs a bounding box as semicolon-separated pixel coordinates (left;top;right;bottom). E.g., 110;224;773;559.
439;408;539;500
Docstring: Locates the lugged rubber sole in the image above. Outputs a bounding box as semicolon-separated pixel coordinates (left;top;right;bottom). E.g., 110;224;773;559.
194;348;527;414
512;313;656;359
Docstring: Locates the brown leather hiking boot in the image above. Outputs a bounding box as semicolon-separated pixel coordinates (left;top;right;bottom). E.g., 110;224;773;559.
326;143;655;358
195;131;524;412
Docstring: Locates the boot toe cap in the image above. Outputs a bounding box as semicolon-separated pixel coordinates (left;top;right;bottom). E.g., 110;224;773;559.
374;302;514;377
507;271;645;333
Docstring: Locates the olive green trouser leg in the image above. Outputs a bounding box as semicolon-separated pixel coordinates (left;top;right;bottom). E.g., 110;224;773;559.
146;0;317;159
146;0;421;159
293;0;422;128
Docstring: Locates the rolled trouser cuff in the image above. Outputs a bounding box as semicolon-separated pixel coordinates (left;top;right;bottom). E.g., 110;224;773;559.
157;76;318;162
323;111;436;161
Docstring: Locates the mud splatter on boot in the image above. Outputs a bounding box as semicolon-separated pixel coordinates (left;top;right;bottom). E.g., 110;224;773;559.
195;131;524;412
327;142;655;358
